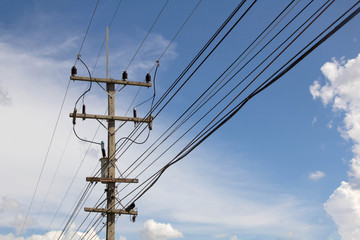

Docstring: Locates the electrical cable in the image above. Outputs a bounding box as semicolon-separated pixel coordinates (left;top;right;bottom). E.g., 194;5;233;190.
74;57;93;108
128;1;360;204
163;0;337;167
116;0;315;202
73;125;101;145
119;0;324;202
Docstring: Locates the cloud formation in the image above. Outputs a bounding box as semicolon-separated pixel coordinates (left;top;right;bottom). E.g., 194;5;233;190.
0;226;100;240
0;197;19;213
310;53;360;239
309;171;326;181
140;219;183;240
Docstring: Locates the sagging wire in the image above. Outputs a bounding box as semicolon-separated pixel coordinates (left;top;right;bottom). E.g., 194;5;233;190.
74;56;92;108
116;126;151;146
72;57;101;145
134;61;159;114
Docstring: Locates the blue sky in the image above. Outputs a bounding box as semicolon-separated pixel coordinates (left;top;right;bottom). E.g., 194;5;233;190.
0;1;360;240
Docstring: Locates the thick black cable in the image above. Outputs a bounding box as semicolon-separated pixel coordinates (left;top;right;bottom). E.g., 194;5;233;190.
75;57;92;108
159;0;337;168
130;2;360;204
117;0;320;201
182;0;360;170
73;125;101;145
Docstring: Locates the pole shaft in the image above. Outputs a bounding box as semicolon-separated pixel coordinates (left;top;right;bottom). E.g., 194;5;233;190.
106;26;116;240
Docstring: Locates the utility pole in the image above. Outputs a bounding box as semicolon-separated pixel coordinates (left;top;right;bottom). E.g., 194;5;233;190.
70;27;153;240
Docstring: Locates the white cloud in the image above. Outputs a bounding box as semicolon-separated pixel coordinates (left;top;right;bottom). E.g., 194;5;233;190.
11;215;35;236
119;236;127;240
139;155;317;239
309;171;326;181
0;226;100;240
213;233;230;238
140;219;183;240
0;197;20;213
310;53;360;239
324;181;360;240
229;235;238;240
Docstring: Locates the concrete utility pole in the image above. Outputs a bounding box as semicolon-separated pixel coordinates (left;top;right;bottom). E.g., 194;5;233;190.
70;27;153;240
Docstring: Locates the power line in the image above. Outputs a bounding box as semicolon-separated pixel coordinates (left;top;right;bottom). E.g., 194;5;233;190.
117;0;299;180
53;1;359;238
128;0;360;205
